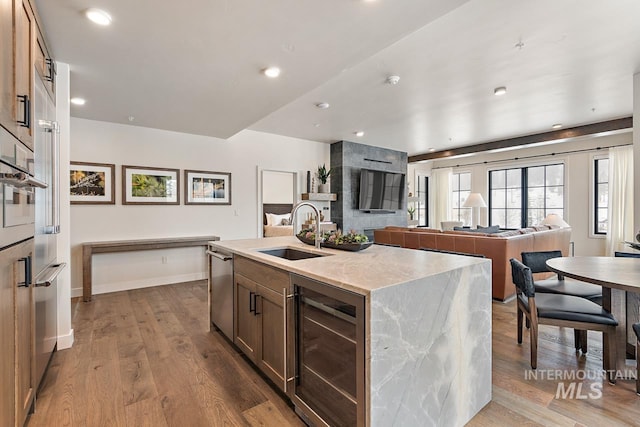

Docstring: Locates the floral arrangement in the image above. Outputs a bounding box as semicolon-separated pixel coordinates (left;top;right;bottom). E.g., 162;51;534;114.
297;228;369;245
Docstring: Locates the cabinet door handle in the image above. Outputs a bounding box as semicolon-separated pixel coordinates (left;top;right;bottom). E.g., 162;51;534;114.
45;58;56;82
17;95;30;128
249;291;255;313
18;256;32;287
254;294;261;316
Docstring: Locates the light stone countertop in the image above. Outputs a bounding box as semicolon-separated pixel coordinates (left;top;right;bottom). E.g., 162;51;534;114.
209;236;488;296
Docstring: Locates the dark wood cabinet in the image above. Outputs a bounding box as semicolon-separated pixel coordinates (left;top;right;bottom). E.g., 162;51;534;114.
233;256;290;392
234;273;257;359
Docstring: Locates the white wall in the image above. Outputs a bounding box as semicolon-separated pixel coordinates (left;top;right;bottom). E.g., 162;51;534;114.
55;62;73;349
262;170;295;203
70;118;329;296
414;132;632;256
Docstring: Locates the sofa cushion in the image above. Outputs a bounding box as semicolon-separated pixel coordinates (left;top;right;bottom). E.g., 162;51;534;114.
477;225;500;234
488;230;522;238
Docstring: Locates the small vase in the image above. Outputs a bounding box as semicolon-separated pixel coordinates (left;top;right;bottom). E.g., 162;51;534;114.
318;183;329;193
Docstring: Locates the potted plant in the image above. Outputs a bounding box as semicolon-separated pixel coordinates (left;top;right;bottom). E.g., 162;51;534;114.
407;205;416;220
317;164;331;193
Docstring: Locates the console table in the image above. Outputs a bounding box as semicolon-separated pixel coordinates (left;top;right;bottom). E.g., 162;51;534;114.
82;236;219;302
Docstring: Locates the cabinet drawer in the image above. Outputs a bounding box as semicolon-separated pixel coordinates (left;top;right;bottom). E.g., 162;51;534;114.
234;256;289;295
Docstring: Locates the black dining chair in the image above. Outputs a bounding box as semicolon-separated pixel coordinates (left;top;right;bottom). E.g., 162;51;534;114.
521;250;604;351
510;258;618;383
614;251;640;258
521;250;603;303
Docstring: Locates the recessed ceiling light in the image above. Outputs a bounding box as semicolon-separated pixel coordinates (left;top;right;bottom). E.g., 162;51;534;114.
494;86;507;96
313;123;320;127
315;102;330;109
85;8;112;26
262;67;281;78
428;148;436;152
355;131;364;137
385;75;400;85
70;97;86;105
551;123;562;129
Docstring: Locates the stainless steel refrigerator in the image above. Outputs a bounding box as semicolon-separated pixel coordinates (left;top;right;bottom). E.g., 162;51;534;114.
32;73;65;389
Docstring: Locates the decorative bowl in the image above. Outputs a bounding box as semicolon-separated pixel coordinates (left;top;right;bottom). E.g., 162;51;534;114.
296;231;373;252
322;241;373;252
296;235;316;246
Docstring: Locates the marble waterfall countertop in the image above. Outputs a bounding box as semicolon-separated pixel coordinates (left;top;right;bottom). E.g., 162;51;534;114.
209;236;488;296
210;236;492;426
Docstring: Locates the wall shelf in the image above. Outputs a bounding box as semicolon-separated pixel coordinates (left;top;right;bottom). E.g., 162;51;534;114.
302;193;337;201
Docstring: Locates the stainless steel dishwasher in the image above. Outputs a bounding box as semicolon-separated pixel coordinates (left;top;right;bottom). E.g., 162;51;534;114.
207;245;234;340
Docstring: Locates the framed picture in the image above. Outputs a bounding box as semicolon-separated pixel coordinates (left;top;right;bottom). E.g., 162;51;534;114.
122;165;180;205
70;161;115;204
184;169;231;205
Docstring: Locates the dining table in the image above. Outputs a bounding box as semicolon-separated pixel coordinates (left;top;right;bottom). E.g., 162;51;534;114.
546;256;640;377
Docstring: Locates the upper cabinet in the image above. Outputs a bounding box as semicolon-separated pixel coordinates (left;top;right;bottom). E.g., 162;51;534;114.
14;0;35;149
35;28;55;99
0;0;54;151
0;0;14;133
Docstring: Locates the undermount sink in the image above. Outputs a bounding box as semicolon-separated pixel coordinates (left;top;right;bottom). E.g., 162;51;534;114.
258;248;328;261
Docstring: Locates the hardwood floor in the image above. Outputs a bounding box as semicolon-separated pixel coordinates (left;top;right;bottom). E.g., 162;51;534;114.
26;281;303;427
26;281;640;426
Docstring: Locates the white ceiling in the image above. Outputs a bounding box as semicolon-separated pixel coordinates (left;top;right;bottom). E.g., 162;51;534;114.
35;0;640;157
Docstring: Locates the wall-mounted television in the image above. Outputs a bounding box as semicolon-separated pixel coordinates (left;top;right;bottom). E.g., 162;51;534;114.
358;168;405;211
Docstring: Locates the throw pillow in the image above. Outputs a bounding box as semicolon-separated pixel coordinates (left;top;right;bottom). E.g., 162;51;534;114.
476;225;500;234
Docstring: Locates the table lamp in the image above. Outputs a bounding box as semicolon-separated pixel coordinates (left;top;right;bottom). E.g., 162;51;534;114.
540;213;570;228
462;193;487;228
540;213;572;255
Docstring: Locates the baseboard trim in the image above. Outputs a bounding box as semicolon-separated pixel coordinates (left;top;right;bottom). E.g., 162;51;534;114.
58;328;74;350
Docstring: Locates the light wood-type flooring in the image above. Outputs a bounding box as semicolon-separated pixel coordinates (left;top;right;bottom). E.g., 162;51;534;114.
26;281;640;426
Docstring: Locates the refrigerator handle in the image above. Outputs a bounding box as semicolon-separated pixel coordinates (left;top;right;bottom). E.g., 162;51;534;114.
34;263;66;287
41;120;60;234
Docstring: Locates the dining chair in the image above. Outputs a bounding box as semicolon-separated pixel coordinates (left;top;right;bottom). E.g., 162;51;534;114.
614;251;640;258
521;250;604;351
521;251;603;303
509;258;618;383
633;323;640;395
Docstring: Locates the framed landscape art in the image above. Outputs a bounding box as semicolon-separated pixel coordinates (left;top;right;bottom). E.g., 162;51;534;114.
122;165;180;205
70;161;115;204
184;170;231;205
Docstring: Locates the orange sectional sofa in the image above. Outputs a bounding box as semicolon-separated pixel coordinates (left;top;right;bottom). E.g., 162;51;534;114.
373;225;571;301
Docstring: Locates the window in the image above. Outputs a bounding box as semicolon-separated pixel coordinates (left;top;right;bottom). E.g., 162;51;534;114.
594;158;608;234
489;163;564;229
415;175;429;227
451;172;471;225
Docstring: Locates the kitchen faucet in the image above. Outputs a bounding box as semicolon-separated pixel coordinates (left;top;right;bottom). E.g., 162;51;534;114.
291;201;322;249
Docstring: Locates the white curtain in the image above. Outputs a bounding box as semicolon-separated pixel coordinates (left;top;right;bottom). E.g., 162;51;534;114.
431;167;452;228
605;145;634;256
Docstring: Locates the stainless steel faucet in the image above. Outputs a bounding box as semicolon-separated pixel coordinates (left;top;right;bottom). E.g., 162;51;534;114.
291;201;322;249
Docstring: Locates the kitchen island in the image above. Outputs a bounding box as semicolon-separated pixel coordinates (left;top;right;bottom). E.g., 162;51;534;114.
209;236;492;427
